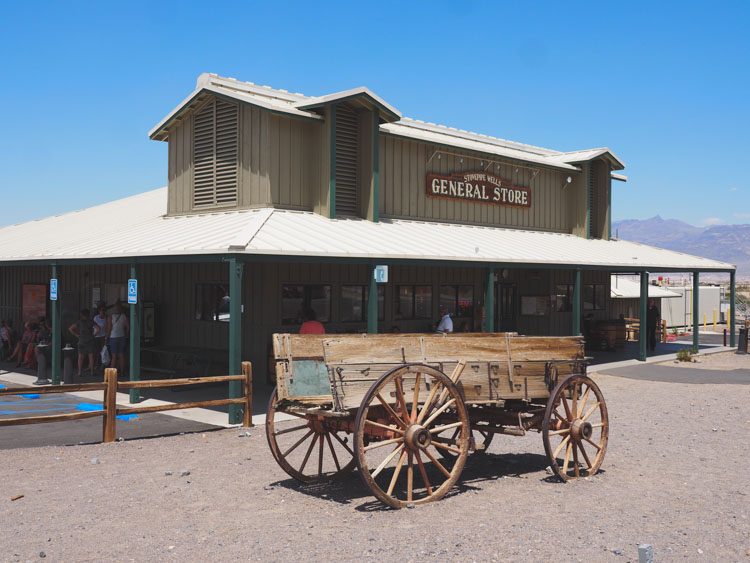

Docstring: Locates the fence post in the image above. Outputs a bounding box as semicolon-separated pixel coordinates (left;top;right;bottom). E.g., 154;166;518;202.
103;368;118;443
242;361;253;427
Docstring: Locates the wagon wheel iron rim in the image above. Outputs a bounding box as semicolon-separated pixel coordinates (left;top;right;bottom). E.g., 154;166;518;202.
542;374;609;482
265;386;356;483
354;364;470;509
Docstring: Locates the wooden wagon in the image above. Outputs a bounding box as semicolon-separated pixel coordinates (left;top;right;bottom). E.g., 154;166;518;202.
266;333;609;509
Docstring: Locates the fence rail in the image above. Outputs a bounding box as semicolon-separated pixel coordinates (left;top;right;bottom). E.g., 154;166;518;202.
0;362;253;442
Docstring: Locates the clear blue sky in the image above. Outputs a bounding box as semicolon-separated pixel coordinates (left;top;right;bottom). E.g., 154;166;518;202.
1;1;748;228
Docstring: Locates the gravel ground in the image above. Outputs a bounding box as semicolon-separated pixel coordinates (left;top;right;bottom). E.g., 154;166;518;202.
659;351;750;371
2;358;750;562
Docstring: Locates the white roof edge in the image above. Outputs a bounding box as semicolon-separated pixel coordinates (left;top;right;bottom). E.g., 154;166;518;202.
202;74;310;103
295;86;401;119
550;147;626;170
395;118;560;157
149;84;322;139
380;123;581;172
611;172;628;182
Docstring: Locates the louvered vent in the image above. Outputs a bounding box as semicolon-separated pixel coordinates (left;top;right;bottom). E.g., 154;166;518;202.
335;105;359;216
588;162;599;238
193;98;238;208
588;161;608;239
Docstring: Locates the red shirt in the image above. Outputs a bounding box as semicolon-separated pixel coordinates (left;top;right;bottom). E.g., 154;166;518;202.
300;320;325;334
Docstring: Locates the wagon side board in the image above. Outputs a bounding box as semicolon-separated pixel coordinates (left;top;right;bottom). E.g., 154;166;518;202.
272;333;585;410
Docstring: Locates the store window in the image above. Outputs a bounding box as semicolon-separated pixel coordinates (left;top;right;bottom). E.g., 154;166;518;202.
341;285;385;322
395;285;432;320
439;285;474;317
555;284;573;312
583;284;606;311
554;284;606;312
281;285;331;325
195;283;230;322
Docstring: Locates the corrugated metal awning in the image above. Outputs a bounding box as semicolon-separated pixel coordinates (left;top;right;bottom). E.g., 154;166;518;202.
0;188;735;273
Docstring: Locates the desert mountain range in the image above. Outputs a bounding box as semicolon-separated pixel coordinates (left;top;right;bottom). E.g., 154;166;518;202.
612;216;750;281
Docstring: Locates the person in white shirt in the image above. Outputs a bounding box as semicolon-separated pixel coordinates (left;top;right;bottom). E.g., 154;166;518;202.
436;306;453;334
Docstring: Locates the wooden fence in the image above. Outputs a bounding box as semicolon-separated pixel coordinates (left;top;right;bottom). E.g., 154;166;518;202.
624;319;668;343
0;362;253;443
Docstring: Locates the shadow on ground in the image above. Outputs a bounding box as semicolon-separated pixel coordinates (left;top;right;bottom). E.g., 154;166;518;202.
270;451;558;511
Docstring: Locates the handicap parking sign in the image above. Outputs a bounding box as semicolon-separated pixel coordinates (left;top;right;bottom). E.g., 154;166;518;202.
127;279;138;304
374;265;388;283
50;279;58;301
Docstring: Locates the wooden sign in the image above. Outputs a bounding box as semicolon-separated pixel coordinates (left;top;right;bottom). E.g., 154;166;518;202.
426;171;531;208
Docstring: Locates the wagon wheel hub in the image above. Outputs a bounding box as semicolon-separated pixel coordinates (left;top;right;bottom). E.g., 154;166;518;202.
570;418;593;442
404;424;432;451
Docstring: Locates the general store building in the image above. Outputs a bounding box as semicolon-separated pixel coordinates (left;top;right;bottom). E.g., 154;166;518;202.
0;74;737;420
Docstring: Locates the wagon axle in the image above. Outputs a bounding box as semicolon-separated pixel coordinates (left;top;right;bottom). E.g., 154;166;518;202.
404;424;432;450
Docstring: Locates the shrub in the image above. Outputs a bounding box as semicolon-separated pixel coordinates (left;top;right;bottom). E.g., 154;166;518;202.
676;348;693;362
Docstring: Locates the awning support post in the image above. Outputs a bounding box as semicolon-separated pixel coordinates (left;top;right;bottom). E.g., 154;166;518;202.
572;269;582;336
639;272;648;361
51;264;61;385
367;264;378;334
129;264;141;403
228;257;244;424
485;268;495;333
692;272;700;353
729;270;736;347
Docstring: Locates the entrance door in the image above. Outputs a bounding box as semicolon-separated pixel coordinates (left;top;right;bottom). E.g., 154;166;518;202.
496;283;518;332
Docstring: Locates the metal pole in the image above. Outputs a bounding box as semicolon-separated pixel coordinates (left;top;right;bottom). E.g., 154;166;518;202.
692;272;699;353
572;269;582;336
639;272;648;361
729;270;736;347
129;264;141;403
367;264;378;334
485;268;495;333
228;257;243;424
51;264;61;385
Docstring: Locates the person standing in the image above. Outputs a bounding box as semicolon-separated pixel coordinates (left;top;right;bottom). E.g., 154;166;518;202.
646;298;660;352
106;302;129;377
93;305;108;370
69;309;97;377
299;308;325;334
436;306;453;334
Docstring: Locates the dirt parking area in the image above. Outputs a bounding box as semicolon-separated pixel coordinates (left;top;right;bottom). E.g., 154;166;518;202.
2;370;749;562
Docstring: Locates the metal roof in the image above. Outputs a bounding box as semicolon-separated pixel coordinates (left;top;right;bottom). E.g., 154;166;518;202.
149;74;628;175
0;189;734;272
610;276;682;299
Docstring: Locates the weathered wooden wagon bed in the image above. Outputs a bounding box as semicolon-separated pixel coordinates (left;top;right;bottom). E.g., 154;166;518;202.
267;333;608;508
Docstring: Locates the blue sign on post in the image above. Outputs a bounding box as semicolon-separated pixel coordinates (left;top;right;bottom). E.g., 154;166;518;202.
374;265;388;283
127;279;138;305
50;279;58;301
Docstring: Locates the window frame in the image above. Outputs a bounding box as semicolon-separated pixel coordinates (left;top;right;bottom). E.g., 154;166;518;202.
340;284;385;323
395;284;433;320
194;282;231;323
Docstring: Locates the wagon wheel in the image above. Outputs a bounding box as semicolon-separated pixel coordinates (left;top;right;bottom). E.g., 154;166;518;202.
266;387;356;483
354;364;470;509
542;374;609;482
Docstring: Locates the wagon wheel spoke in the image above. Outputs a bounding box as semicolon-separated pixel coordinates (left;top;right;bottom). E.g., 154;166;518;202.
265;386;356;483
410;373;422;422
415;451;433;495
578;440;593;469
355;365;469;508
298;433;318;474
542;375;608;482
324;431;341;472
